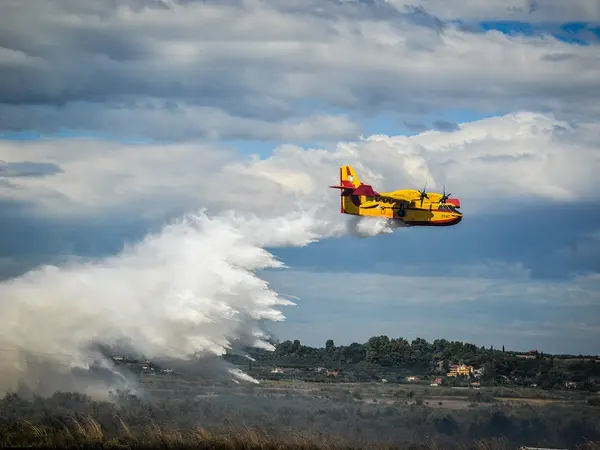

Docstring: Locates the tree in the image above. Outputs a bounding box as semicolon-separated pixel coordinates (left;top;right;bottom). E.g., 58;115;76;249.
334;348;343;370
291;339;301;353
234;333;598;391
482;362;497;381
326;339;335;352
442;359;450;374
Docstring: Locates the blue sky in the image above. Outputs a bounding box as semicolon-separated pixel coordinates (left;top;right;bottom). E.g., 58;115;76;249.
1;0;599;358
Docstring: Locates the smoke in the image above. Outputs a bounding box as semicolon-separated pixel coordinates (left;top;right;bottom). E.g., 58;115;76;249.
0;203;393;398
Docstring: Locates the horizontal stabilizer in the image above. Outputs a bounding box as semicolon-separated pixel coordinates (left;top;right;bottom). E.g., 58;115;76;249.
329;179;355;189
329;183;379;197
353;184;379;196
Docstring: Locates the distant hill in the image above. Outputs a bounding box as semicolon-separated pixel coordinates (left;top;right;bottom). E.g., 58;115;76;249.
224;335;600;391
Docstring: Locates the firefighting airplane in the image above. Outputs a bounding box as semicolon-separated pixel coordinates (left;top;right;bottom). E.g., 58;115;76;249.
329;165;462;227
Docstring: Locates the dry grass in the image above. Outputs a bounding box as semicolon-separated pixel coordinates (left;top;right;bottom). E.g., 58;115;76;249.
0;416;599;450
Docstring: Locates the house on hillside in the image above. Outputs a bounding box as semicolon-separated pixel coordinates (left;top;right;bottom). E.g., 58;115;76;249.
516;350;538;359
447;364;473;377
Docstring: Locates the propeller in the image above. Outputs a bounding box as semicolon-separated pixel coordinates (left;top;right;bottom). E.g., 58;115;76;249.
440;185;451;204
418;182;429;207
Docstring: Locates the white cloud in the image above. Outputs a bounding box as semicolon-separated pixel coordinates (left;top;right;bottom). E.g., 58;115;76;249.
1;112;597;222
0;139;235;217
265;265;600;307
0;0;598;138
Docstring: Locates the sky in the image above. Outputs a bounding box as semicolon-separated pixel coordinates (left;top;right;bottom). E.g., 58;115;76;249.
1;0;599;363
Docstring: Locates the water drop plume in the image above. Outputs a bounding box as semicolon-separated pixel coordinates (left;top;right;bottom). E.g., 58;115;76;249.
0;209;327;397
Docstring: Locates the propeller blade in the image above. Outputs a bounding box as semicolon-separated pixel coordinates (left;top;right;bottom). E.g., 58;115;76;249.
439;184;452;203
417;181;431;207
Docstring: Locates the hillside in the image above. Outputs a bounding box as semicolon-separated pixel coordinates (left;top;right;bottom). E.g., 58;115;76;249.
223;336;600;391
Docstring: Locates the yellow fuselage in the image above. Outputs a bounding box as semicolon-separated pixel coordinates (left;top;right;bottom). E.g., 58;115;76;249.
331;165;463;227
344;190;463;226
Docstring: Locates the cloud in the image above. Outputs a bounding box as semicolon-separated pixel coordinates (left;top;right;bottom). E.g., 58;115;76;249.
2;111;598;291
0;138;236;217
431;119;459;132
277;265;599;310
0;0;599;140
555;228;600;276
264;268;600;355
1;112;597;222
0;102;361;142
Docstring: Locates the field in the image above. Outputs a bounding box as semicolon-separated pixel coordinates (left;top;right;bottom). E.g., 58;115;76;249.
2;373;599;449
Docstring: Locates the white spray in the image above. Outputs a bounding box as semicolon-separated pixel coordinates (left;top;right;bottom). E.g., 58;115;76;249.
0;209;347;397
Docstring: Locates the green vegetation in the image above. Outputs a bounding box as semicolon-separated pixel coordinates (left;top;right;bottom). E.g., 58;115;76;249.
224;336;600;391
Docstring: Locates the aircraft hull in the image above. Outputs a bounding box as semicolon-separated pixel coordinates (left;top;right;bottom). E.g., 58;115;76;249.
340;204;462;227
341;210;462;227
401;215;463;227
